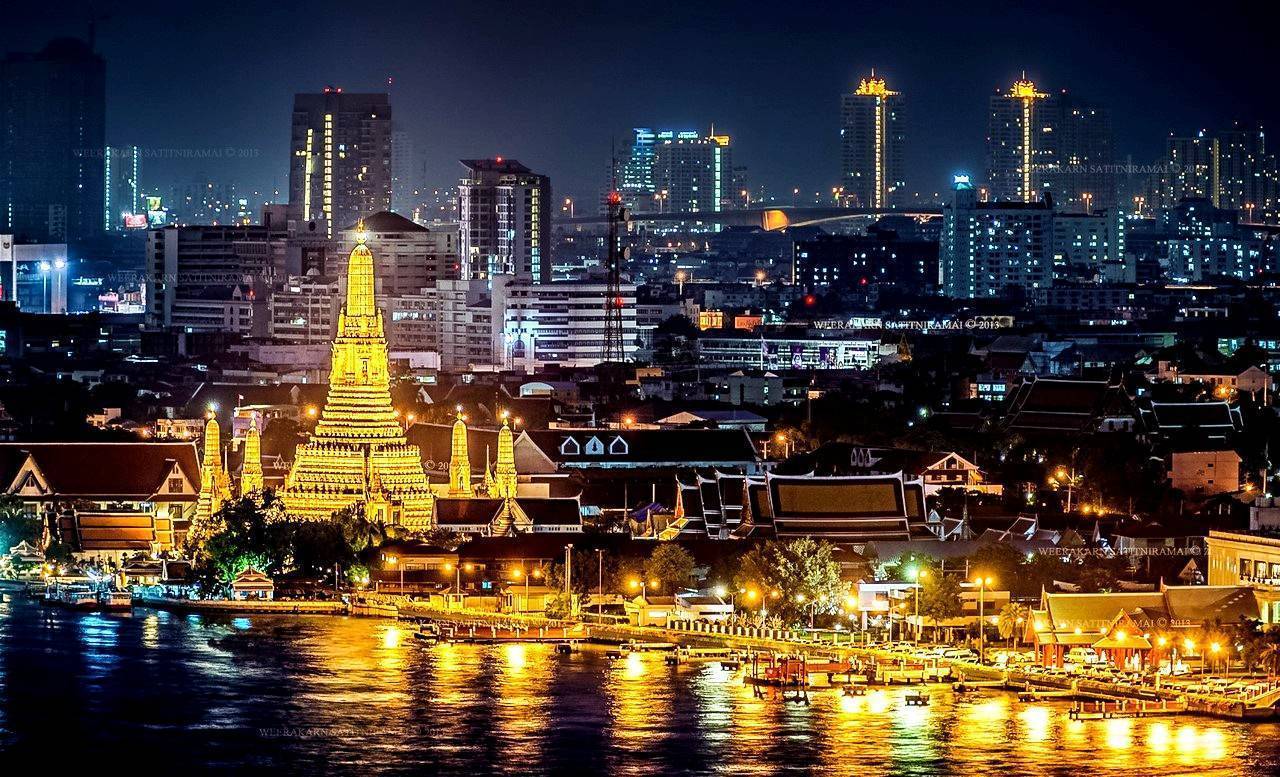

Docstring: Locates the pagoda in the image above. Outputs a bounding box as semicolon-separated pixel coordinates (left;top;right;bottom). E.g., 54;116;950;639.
281;224;434;527
240;417;264;494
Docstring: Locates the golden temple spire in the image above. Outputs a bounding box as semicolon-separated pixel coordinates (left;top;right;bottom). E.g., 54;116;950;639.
344;220;377;319
493;412;518;499
195;415;231;526
240;417;264;494
448;408;473;497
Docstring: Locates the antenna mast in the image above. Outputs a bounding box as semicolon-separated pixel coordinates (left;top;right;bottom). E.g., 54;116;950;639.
602;144;628;363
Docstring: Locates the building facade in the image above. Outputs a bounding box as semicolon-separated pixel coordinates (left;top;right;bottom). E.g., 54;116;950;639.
0;38;106;243
287;89;392;237
940;175;1054;298
840;72;906;209
458;159;551;283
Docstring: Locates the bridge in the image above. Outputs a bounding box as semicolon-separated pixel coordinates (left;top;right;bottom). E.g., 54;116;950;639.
556;206;944;232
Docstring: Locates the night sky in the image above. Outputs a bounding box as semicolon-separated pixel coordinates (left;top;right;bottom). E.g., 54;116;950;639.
5;0;1278;204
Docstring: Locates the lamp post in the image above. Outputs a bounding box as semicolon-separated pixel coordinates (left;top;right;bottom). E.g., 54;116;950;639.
595;549;605;615
974;575;994;664
910;567;928;644
1052;465;1081;513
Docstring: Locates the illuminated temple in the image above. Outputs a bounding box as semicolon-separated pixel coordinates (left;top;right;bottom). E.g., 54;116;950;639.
281;224;434;527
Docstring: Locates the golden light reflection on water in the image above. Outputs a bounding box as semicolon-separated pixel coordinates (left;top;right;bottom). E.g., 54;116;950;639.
29;606;1275;775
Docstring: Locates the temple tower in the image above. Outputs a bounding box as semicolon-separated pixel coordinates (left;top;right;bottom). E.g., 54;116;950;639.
281;223;434;526
448;410;474;497
194;416;231;526
240;417;264;494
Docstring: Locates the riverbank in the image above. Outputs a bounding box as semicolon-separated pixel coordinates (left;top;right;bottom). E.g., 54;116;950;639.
134;595;345;615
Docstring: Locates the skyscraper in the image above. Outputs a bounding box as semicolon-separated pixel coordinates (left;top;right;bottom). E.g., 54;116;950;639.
986;76;1054;204
0;38;106;243
1153;132;1220;208
840;71;906;209
287;88;392;237
1217;122;1279;223
104;145;141;230
651;130;732;213
1053;94;1114;211
458;158;551;283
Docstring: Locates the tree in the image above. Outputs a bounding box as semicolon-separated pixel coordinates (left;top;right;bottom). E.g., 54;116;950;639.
0;494;40;550
997;603;1030;648
919;575;964;642
644;544;696;592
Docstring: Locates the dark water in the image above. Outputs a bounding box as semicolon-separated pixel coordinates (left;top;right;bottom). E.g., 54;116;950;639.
2;594;1279;775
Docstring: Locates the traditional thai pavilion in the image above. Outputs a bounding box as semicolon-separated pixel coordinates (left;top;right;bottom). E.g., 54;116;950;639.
1026;584;1263;669
0;441;201;562
658;471;930;546
281;225;434;527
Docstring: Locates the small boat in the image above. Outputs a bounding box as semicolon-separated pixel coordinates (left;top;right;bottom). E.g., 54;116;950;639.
605;649;625;659
842;684;867;696
413;624;441;642
99;590;132;611
719;659;743;671
61;587;96;610
904;690;930;706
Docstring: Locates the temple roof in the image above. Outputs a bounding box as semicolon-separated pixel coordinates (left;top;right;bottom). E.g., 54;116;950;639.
0;442;200;499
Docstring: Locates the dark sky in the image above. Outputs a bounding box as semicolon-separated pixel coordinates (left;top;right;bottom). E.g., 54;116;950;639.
6;1;1278;205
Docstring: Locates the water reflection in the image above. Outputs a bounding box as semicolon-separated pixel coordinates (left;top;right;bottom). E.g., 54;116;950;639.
1;599;1278;774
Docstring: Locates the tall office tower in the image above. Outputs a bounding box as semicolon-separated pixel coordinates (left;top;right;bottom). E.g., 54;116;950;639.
840;71;906;209
390;127;418;216
986;76;1055;203
1153;132;1220;209
288;88;392;237
651;129;733;213
104;145;141;230
0;38;106;243
1217;123;1280;223
622;127;657;197
940;175;1054;299
1051;94;1114;211
457;158;551;283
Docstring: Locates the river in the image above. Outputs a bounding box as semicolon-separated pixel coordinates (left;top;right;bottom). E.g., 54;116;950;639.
2;594;1278;774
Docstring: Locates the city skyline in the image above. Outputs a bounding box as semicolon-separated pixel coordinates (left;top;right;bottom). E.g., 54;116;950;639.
4;1;1278;207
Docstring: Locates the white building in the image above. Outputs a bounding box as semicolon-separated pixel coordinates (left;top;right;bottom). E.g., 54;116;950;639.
940;176;1053;299
458;159;550;283
494;274;637;370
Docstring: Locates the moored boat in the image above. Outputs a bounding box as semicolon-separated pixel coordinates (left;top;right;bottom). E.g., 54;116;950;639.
99;589;133;611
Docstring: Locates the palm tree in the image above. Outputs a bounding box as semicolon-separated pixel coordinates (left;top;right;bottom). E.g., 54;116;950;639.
997;603;1030;649
1255;632;1280;677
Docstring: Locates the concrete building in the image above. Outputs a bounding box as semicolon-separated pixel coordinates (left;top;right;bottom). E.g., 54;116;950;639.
840;72;906;209
651;130;733;214
458;159;551;282
336;211;457;294
494;274;638;370
287;88;392;237
940;175;1054;298
146;220;287;329
0;38;105;243
268;275;341;343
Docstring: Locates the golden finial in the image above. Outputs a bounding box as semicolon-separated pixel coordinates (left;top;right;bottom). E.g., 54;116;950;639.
355;218;367;244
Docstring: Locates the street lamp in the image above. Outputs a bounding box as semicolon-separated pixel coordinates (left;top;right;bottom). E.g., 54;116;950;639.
973;575;994;664
1051;465;1081;513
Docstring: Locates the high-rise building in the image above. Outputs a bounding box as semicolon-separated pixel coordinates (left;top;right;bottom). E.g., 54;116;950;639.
840;71;906;209
1153;132;1220;209
1217;123;1280;223
987;77;1054;204
104;145;141;230
0;38;106;243
1053;94;1114;211
458;158;551;283
494;275;638;370
287;88;392;237
940;175;1053;299
622;128;657;197
390;127;418;216
651;130;733;213
986;76;1114;210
